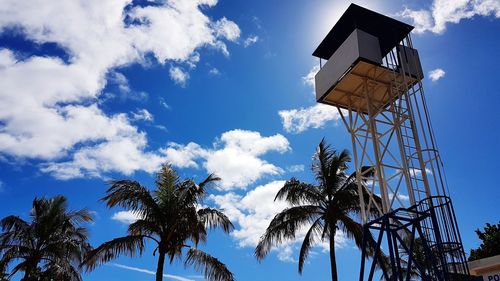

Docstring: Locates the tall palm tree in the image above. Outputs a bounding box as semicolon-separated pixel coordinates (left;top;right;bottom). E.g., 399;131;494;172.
255;139;381;281
0;196;93;281
84;164;235;281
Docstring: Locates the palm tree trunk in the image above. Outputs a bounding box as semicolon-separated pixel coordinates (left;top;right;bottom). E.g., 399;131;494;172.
22;261;36;281
22;270;30;281
156;251;166;281
22;271;36;281
329;226;338;281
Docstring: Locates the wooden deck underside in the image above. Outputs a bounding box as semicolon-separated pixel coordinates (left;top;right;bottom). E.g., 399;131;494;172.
319;61;419;114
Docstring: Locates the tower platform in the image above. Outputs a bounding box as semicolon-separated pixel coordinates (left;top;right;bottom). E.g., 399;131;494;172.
313;4;423;115
317;59;419;114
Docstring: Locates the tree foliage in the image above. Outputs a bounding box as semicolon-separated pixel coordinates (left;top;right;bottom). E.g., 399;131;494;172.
84;164;235;281
469;221;500;261
0;196;93;281
254;139;383;281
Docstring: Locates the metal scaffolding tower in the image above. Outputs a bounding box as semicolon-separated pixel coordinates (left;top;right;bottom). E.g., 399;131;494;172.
312;4;473;280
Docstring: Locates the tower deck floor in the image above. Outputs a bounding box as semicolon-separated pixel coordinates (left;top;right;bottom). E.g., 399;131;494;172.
318;60;419;114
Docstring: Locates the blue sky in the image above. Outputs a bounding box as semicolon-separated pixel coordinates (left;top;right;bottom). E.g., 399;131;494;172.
0;0;499;280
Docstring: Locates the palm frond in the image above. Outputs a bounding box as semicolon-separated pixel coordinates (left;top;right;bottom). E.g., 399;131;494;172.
0;216;31;248
337;214;364;250
1;196;93;280
83;235;145;271
42;258;83;281
254;139;384;278
0;216;29;233
338;214;389;272
255;205;322;260
155;164;179;191
180;174;221;208
313;138;333;187
326;149;349;190
102;180;159;218
197;208;234;233
197;174;221;191
361;184;385;219
8;260;30;277
298;218;323;274
332;182;359;211
180;207;207;247
127;219;161;237
67;209;94;225
87;164;233;277
274;179;322;206
0;245;31;270
336;149;351;172
185;248;234;281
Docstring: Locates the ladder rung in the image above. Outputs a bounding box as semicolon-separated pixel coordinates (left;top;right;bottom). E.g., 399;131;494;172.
407;155;420;160
401;134;414;139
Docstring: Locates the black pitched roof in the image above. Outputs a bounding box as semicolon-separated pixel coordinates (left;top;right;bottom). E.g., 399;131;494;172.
312;3;414;60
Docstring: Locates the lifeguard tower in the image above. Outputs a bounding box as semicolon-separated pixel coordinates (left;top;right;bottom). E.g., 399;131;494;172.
313;4;475;280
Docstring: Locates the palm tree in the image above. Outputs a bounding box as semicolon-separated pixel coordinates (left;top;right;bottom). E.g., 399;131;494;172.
255;139;381;281
84;164;235;281
0;196;93;281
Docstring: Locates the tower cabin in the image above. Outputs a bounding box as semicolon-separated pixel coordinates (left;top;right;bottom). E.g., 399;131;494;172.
313;4;423;115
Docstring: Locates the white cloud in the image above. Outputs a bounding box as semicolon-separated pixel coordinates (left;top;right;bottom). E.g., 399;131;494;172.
111;72;131;94
163;142;207;169
387;192;410;202
279;104;341;134
202;130;290;190
131;109;154;122
400;8;435;33
252;16;263;30
162;130;290;190
409;167;433;177
277;65;342;134
169;66;190;86
186;52;200;69
0;49;15;67
210;181;348;262
111;211;142;224
428;68;446;81
2;103;132;160
216;130;289;156
212;17;241;42
0;180;4;192
401;0;500;34
111;263;194;281
159;98;171;110
243;35;259;47
0;0;240;178
155;125;168;132
203;151;282;190
302;65;320;88
287;165;305;173
208;67;221;76
277;246;297;263
209;181;289;247
211;40;230;57
397;194;410;201
42;131;167;180
108;72;148;101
